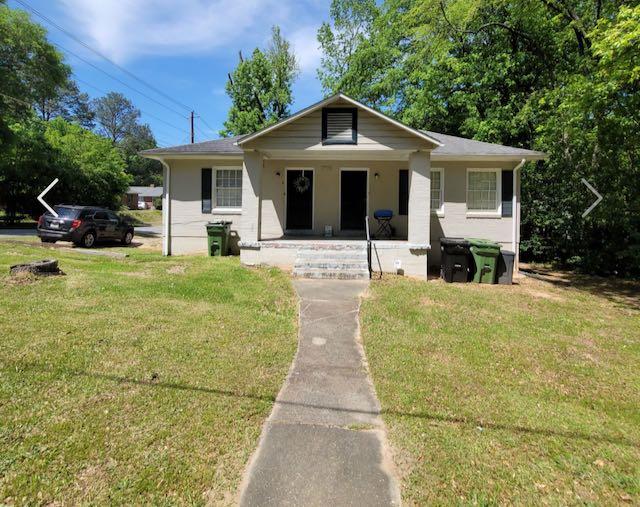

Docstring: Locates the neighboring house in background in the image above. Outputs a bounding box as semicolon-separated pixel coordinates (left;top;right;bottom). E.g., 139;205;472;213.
141;93;545;278
123;186;163;210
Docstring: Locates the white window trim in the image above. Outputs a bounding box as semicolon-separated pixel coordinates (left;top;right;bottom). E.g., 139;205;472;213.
466;167;502;217
430;168;444;217
212;166;243;213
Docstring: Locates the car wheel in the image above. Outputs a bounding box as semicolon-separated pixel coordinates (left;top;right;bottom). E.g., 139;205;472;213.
81;231;96;248
121;230;134;245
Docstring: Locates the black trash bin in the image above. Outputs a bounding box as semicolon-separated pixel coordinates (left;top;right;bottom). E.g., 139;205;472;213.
497;250;516;285
440;237;472;283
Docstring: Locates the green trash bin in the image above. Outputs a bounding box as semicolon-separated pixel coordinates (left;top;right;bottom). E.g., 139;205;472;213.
206;221;232;256
467;238;501;284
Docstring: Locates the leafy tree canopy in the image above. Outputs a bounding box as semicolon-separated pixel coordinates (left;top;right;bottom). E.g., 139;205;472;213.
0;4;69;144
93;91;141;144
317;0;640;276
221;26;299;136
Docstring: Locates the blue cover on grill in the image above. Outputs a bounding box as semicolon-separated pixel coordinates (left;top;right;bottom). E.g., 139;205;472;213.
374;209;393;219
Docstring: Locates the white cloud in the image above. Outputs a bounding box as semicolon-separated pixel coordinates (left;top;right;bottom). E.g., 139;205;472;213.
290;25;322;75
58;0;300;63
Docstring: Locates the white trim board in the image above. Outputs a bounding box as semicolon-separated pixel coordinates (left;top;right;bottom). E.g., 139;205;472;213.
466;167;502;217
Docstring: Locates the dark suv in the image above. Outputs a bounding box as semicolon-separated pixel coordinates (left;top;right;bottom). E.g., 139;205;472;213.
37;205;135;248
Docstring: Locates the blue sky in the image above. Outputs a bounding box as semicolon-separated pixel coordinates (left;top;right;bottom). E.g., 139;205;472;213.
9;0;330;147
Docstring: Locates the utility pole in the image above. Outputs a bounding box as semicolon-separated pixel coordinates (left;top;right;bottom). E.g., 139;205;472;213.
190;111;194;143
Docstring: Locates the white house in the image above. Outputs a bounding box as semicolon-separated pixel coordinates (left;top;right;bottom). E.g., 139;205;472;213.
141;93;546;278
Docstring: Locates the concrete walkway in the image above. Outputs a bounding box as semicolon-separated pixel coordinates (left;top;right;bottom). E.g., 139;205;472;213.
239;279;400;507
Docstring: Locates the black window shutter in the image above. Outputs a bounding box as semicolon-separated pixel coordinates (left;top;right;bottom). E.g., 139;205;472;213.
202;168;212;213
399;169;409;216
502;170;514;217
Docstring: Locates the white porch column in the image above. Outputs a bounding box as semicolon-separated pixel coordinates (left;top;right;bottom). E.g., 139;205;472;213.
407;151;431;247
160;159;171;256
239;150;263;243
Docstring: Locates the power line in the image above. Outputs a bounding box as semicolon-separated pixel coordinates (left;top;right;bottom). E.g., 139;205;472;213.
197;115;218;137
72;75;190;135
14;0;193;113
51;41;188;119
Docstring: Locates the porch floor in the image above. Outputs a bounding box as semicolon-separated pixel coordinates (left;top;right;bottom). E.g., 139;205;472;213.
258;236;409;249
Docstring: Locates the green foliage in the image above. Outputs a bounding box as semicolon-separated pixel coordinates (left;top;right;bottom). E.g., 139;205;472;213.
0;4;69;145
118;124;162;186
92;91;141;143
44;117;130;210
318;0;640;276
221;26;299;136
317;0;379;96
34;80;95;129
0;116;130;218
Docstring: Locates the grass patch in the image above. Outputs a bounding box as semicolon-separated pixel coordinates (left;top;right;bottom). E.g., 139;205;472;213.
0;242;297;505
361;275;640;505
120;209;163;226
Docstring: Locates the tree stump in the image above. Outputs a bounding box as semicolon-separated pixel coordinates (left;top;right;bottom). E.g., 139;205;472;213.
10;259;62;276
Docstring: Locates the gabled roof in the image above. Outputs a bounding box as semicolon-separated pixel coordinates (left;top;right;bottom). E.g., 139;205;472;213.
139;95;547;160
236;93;443;147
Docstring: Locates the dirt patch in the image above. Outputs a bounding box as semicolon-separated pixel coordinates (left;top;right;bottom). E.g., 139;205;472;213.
526;289;566;302
4;271;41;286
166;265;186;275
419;296;448;308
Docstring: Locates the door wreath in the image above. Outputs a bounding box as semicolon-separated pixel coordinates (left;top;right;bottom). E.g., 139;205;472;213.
293;172;311;193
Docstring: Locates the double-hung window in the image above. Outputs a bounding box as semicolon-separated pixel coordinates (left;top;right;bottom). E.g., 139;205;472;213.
202;167;243;213
430;169;444;216
466;169;501;215
214;169;242;209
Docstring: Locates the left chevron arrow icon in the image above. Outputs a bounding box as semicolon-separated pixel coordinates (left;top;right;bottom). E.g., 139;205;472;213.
38;178;59;217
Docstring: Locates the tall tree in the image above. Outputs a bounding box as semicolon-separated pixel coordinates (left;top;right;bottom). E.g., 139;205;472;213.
0;4;69;143
317;0;379;96
221;26;299;136
316;0;640;276
93;92;140;143
119;124;162;186
34;80;95;129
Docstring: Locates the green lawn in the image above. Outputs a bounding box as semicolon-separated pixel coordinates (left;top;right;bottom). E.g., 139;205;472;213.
119;209;163;226
361;275;640;505
0;242;297;505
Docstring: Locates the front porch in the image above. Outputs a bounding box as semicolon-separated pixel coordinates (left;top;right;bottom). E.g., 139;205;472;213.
239;236;431;279
238;152;432;278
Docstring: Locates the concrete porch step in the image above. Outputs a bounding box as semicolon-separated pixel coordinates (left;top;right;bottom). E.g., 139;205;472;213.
292;267;370;280
294;261;369;270
293;246;370;280
295;250;368;260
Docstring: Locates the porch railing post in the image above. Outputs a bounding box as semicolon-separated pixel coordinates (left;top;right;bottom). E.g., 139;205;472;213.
365;215;372;279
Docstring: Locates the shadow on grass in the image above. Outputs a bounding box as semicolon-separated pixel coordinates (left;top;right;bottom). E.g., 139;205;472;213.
521;268;640;311
0;238;145;250
5;359;639;449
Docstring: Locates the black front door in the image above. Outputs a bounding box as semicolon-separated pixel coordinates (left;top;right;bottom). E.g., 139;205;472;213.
286;170;313;230
340;170;367;230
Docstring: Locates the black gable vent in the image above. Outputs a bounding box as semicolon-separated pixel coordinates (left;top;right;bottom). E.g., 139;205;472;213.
322;108;357;145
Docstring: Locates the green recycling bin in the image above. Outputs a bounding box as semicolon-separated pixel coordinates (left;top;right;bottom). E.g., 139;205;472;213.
206;221;232;256
468;238;501;284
